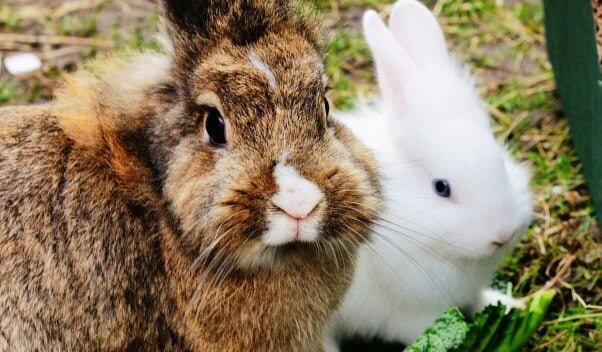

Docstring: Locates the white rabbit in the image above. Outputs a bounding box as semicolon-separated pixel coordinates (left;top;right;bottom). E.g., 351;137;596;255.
324;0;533;349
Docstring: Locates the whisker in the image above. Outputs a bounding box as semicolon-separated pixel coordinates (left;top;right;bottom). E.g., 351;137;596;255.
338;201;482;257
376;159;428;168
189;228;234;274
336;212;460;306
340;222;409;283
186;234;238;316
200;236;254;314
370;230;456;306
332;158;428;183
332;203;490;274
187;210;247;275
375;217;487;258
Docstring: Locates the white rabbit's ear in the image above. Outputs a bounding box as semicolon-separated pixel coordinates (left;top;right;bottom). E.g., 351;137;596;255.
363;10;420;103
388;0;449;72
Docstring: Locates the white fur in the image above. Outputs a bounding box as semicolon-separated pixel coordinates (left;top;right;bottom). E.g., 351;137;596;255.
325;1;533;348
248;50;277;89
480;288;526;312
262;163;323;246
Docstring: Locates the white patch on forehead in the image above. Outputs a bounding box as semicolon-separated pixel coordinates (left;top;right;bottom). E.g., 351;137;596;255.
248;50;277;89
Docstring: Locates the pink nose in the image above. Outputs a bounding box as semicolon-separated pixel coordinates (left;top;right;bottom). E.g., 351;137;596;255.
271;163;324;220
272;195;321;219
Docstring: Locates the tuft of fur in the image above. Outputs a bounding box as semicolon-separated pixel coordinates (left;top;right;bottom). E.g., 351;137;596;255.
324;1;533;349
55;53;171;150
0;1;381;351
54;53;172;188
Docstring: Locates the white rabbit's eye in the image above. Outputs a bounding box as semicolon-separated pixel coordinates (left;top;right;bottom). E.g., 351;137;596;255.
205;107;226;146
433;179;451;198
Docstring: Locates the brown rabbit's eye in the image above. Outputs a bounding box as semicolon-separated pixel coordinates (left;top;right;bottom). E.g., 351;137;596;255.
324;97;335;129
324;97;330;116
205;107;226;146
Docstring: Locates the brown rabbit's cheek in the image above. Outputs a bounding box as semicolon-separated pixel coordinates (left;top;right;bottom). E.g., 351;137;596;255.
326;169;380;243
181;157;274;268
212;158;329;271
314;134;382;245
332;122;381;188
161;140;221;233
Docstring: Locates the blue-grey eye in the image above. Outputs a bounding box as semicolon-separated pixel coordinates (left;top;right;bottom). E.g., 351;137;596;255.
433;179;451;198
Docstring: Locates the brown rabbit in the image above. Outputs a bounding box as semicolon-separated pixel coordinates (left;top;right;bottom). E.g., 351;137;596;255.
0;0;381;351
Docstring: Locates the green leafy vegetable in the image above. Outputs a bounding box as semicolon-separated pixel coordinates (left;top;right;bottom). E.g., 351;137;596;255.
404;290;556;352
403;308;469;352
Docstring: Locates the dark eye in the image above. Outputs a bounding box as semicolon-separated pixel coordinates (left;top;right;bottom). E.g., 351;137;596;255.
324;97;330;116
433;179;451;198
205;107;226;146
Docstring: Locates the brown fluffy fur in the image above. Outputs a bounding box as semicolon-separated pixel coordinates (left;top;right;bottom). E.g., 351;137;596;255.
0;1;381;351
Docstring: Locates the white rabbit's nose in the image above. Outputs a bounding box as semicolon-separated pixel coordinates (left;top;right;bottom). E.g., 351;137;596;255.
272;163;323;219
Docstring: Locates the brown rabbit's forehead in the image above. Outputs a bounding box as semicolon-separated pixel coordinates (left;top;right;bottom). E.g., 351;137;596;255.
190;32;326;125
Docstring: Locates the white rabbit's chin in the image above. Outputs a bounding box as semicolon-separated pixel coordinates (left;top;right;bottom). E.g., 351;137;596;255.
438;209;530;259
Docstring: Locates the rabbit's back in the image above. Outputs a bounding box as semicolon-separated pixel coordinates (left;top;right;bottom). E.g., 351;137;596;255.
0;108;180;351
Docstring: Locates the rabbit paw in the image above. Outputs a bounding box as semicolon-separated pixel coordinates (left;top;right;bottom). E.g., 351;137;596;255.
480;288;526;312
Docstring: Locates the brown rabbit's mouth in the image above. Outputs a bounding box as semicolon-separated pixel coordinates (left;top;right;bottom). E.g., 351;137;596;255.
259;162;325;246
234;239;319;271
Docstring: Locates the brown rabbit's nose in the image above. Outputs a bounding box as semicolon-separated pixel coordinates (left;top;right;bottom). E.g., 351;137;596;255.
271;163;323;219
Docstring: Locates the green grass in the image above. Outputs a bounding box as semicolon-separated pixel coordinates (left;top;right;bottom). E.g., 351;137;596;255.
325;28;374;109
0;79;20;104
59;13;99;37
0;5;22;32
0;0;600;351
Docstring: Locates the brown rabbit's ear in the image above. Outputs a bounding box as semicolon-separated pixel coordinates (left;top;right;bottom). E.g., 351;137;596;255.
161;0;298;91
161;0;293;47
160;0;221;40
